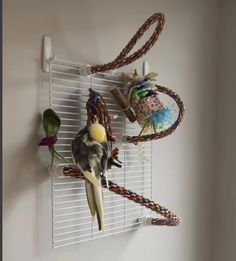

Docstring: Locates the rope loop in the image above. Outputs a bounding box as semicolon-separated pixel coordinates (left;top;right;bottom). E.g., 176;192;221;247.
91;13;165;74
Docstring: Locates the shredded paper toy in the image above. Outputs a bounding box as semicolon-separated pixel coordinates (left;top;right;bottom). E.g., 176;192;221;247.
125;70;175;135
111;70;184;143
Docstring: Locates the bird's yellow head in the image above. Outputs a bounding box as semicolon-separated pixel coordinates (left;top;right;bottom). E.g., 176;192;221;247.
88;119;107;143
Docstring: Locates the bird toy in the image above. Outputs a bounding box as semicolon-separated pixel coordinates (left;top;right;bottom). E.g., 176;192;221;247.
125;70;175;136
86;88;115;142
111;71;184;144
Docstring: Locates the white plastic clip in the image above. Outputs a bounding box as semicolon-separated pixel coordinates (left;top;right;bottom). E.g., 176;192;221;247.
142;60;149;76
138;216;153;226
78;65;92;76
43;35;54;72
49;163;69;177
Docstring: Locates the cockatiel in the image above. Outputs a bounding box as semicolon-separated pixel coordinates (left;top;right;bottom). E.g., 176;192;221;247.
72;119;108;231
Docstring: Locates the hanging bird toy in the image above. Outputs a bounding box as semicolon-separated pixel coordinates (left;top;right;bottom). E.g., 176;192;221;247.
126;70;174;135
111;70;184;144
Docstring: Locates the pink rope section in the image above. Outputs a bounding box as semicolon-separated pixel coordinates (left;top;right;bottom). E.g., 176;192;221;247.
63;166;182;226
90;13;165;74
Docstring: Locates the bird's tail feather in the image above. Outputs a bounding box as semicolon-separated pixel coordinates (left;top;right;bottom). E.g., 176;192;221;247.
93;176;105;232
85;180;96;222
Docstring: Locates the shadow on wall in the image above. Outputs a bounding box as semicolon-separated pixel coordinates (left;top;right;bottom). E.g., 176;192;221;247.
4;113;49;216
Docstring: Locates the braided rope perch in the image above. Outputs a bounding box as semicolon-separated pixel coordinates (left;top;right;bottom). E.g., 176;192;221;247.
90;13;165;74
63;167;182;226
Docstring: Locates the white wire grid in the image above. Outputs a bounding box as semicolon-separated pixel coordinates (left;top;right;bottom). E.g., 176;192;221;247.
49;58;152;248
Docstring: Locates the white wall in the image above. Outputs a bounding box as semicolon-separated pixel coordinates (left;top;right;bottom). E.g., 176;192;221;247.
213;1;236;261
3;1;218;261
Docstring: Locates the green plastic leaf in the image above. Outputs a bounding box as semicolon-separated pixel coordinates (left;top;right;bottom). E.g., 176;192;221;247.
43;109;61;137
43;109;61;126
43;117;60;137
41;108;72;170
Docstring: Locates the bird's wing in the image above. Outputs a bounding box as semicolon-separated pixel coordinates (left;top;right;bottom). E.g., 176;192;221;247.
72;128;100;170
71;127;88;165
72;128;105;230
72;128;101;186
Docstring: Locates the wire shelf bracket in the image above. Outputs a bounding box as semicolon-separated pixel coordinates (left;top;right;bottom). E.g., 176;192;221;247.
43;36;155;248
